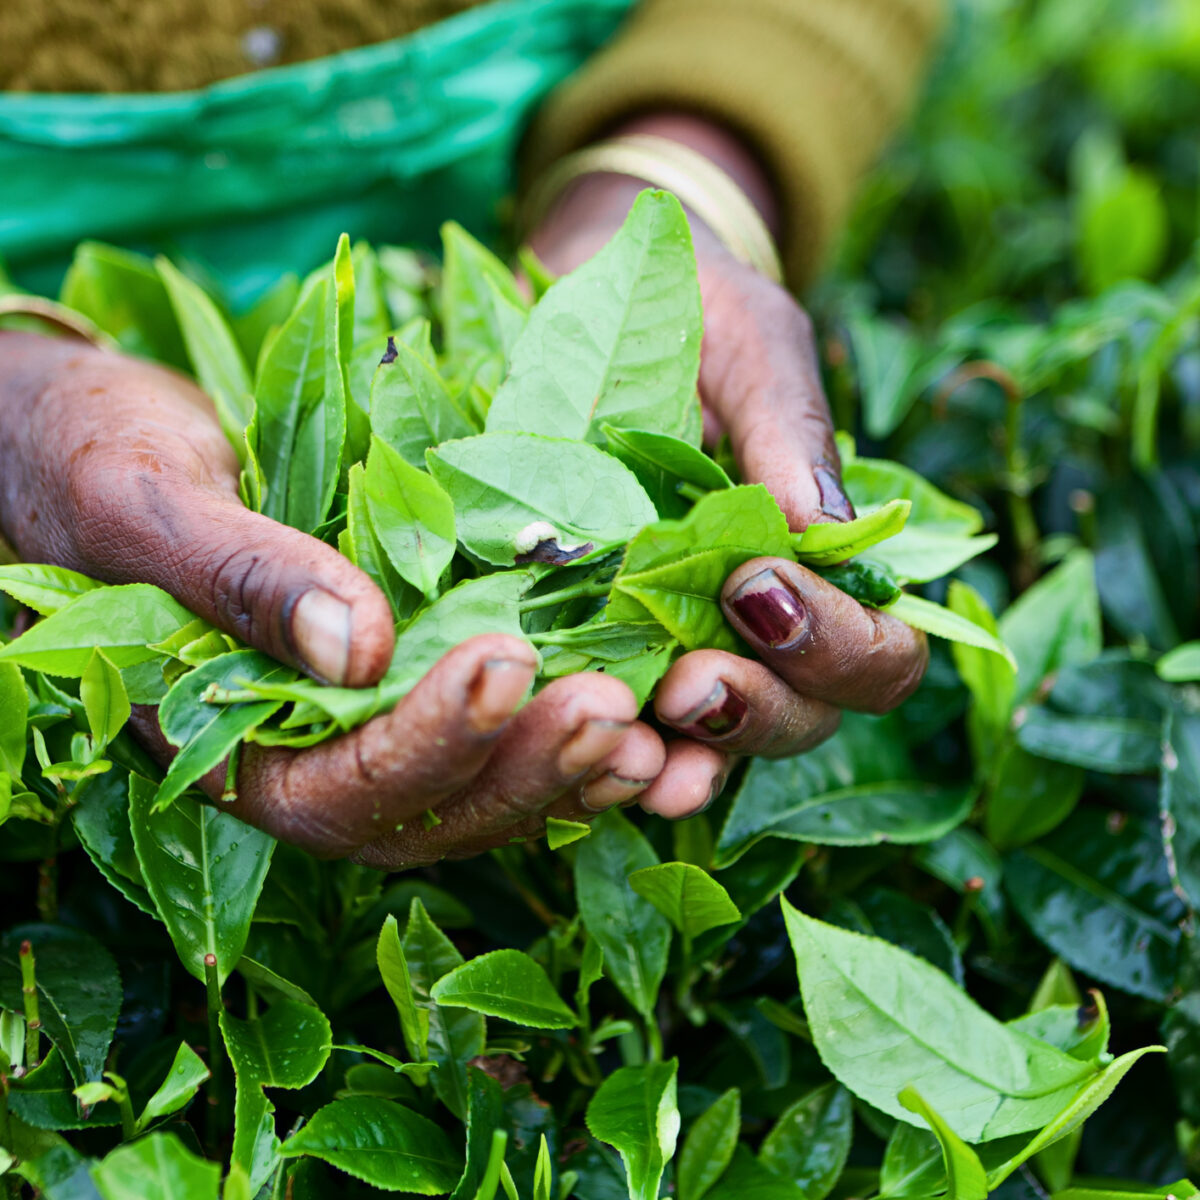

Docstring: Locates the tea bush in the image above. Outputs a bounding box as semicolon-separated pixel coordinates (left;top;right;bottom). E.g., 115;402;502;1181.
1;0;1199;1196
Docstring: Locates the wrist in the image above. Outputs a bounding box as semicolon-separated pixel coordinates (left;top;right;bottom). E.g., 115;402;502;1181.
526;112;782;283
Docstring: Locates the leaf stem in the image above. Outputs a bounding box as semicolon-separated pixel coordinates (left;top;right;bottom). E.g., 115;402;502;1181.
519;582;612;612
19;942;40;1070
203;953;224;1154
643;1014;663;1063
35;857;57;925
115;1082;136;1141
1003;388;1039;591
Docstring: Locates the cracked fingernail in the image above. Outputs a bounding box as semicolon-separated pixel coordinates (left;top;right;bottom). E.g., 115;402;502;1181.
558;719;630;778
467;658;536;734
814;463;855;523
671;679;748;741
292;590;352;684
729;568;809;648
580;771;655;812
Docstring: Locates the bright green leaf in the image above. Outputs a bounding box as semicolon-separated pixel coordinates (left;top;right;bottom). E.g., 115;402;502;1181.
627;863;741;939
432;950;577;1029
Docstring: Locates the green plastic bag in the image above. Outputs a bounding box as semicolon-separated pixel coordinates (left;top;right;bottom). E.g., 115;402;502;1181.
0;0;634;304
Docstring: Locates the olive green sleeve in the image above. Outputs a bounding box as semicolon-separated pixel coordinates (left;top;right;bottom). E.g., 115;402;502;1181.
523;0;945;287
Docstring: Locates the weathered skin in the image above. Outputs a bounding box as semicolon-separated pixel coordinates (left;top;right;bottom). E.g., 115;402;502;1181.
0;114;925;867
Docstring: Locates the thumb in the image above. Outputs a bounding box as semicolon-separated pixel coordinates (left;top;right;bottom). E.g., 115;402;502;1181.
699;265;854;530
96;484;395;687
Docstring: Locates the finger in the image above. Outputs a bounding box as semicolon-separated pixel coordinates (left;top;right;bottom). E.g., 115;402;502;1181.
224;634;538;857
698;269;854;529
637;739;736;821
353;672;641;869
520;721;666;827
654;649;841;758
430;721;665;858
722;558;929;713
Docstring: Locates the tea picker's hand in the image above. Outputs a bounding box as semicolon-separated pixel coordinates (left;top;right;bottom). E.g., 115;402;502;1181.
529;115;929;815
0;333;670;866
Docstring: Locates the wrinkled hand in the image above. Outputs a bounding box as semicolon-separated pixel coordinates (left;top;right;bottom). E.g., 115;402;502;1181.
529;116;928;813
0;334;683;866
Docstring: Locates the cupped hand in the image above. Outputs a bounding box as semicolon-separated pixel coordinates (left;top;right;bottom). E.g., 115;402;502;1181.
528;115;929;817
0;333;673;865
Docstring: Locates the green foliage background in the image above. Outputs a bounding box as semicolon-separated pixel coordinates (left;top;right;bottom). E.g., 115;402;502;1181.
2;0;1200;1196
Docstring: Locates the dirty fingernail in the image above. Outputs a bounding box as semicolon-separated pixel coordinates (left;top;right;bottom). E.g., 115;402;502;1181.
291;590;352;684
671;680;748;741
467;658;536;734
558;719;630;778
729;568;809;648
814;463;855;523
580;771;655;812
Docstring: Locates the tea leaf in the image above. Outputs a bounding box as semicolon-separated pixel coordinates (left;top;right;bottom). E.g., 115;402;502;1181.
0;925;121;1086
280;1094;460;1194
487;191;702;445
781;901;1096;1141
897;1088;988;1200
79;649;129;751
628;863;741;939
574;809;670;1022
364;435;456;600
677;1088;740;1200
432;950;577;1029
792;500;911;566
403;899;485;1120
158;256;252;446
91;1132;221;1200
222;1000;332;1193
370;333;473;468
0;584;192;676
129;774;274;986
428;432;656;566
586;1060;679;1200
0;564;101;617
759;1083;852;1200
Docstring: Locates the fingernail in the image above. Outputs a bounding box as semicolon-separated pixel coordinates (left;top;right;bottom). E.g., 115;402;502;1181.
558;719;630;778
814;463;855;523
668;772;727;821
291;590;352;684
729;568;809;648
672;680;748;741
580;771;655;812
467;658;536;734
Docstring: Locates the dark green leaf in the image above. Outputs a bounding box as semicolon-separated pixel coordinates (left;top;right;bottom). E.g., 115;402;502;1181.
0;925;121;1086
279;1094;460;1193
759;1083;853;1200
677;1087;740;1200
574;809;670;1021
129;774;275;985
1163;703;1200;908
984;746;1084;851
716;714;972;865
221;999;332;1194
403;898;485;1120
1005;809;1183;1001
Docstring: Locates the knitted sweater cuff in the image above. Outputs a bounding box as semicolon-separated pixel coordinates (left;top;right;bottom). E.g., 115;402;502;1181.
522;0;944;288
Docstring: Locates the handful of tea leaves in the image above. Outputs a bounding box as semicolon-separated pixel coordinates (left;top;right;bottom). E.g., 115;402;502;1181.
0;192;1010;812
